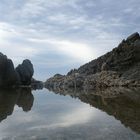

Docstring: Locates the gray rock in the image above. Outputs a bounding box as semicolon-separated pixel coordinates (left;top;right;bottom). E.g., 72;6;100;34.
0;53;18;87
0;52;35;87
16;59;34;85
126;32;140;43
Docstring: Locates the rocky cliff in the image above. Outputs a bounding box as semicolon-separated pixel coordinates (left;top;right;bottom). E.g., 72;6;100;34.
45;32;140;89
0;52;34;88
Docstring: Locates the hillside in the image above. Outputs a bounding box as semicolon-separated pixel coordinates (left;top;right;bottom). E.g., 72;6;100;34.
45;32;140;90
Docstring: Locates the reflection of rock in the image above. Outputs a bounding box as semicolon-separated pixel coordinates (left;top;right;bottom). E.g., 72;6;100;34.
31;78;44;90
47;87;140;134
45;32;140;89
0;88;34;122
16;88;34;112
0;90;18;122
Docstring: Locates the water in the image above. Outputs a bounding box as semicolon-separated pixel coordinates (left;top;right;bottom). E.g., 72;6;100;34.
0;87;140;140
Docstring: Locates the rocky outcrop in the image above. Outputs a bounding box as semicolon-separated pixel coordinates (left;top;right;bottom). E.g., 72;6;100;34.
0;52;34;87
0;53;18;87
16;59;34;85
45;32;140;90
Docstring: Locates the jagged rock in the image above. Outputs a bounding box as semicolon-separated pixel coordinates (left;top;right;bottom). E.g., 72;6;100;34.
126;32;140;43
67;69;78;75
45;32;140;90
16;59;34;85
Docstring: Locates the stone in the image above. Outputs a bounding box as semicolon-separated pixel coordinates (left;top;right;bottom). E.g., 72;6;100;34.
126;32;140;43
0;52;35;87
0;53;18;87
16;59;34;85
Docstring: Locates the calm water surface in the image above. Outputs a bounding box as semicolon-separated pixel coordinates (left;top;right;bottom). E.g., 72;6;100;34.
0;88;140;140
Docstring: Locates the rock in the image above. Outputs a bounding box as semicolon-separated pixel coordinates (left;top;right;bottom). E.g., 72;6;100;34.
126;32;140;43
45;32;140;90
16;59;34;85
0;52;35;87
67;69;78;75
0;53;18;87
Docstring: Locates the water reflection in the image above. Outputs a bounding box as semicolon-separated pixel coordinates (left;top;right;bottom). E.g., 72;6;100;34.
0;87;140;139
47;87;140;134
0;88;34;122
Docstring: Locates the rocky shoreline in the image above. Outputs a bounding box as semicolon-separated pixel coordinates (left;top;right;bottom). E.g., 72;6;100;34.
45;32;140;90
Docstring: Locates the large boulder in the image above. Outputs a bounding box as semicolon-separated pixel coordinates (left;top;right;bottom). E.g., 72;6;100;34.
16;59;34;85
0;53;18;87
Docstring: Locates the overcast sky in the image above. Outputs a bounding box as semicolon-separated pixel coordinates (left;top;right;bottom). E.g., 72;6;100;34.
0;0;140;80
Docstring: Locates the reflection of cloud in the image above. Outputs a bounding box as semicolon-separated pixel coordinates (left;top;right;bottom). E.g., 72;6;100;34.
0;91;96;139
57;105;95;127
29;104;95;130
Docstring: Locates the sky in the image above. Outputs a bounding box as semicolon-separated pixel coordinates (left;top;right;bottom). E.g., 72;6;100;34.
0;0;140;81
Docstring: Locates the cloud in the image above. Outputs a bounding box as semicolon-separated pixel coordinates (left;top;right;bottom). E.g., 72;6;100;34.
0;0;140;80
27;104;95;130
29;37;97;62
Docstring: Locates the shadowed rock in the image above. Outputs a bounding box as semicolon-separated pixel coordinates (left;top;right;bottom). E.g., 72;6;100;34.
0;52;35;87
0;53;18;87
16;59;34;85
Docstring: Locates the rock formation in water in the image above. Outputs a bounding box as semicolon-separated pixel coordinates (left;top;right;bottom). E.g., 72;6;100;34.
0;53;18;87
16;59;34;85
0;52;34;87
45;32;140;89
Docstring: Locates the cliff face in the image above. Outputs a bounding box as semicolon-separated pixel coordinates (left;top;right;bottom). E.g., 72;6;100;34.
78;32;140;75
45;32;140;90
